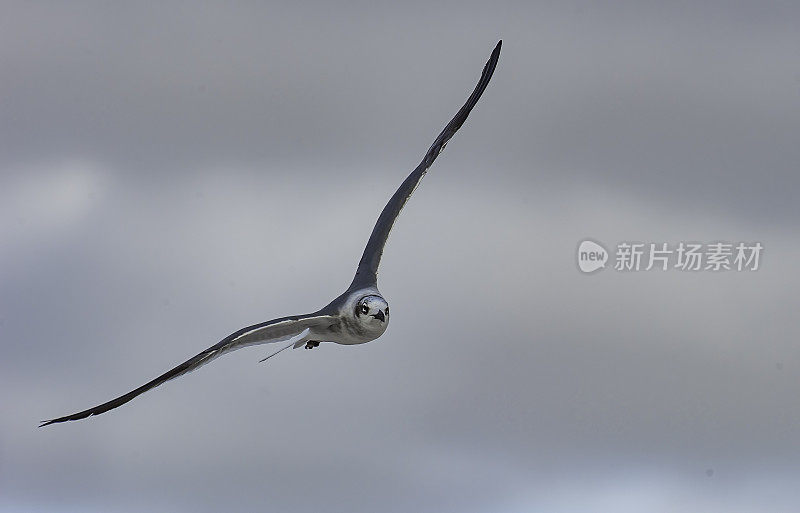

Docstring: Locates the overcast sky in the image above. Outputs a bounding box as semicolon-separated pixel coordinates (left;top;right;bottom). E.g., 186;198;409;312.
2;2;800;512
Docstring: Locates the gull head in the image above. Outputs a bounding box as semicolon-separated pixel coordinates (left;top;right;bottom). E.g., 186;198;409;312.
355;295;390;329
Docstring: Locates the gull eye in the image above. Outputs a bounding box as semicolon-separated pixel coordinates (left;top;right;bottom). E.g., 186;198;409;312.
360;304;369;315
384;307;389;315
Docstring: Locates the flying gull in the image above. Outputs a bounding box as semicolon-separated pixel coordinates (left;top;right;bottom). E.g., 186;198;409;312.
41;40;501;426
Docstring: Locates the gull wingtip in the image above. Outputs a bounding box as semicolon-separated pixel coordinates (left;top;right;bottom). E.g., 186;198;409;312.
492;40;502;55
489;40;502;64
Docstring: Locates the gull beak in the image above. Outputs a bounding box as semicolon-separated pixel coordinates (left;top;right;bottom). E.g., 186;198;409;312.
372;310;385;322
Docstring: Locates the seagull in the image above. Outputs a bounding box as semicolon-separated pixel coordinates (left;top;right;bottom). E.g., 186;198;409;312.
40;40;501;427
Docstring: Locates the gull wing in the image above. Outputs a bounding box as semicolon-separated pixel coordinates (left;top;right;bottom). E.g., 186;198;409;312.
40;313;334;426
350;40;502;289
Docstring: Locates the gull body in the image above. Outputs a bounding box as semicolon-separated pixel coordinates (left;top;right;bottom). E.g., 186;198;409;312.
41;41;501;426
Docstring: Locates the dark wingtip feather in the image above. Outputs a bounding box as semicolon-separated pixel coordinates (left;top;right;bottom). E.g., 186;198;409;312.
39;411;93;427
39;417;62;427
39;416;74;427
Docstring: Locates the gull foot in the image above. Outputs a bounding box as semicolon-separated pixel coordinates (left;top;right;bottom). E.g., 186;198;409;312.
305;340;320;349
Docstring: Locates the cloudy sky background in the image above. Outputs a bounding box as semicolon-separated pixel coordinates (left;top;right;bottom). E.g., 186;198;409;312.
2;1;800;511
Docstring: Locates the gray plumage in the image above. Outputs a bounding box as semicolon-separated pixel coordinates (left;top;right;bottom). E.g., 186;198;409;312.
40;40;501;427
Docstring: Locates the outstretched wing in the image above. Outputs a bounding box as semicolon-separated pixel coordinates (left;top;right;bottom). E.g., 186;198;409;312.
350;40;501;289
40;313;333;426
